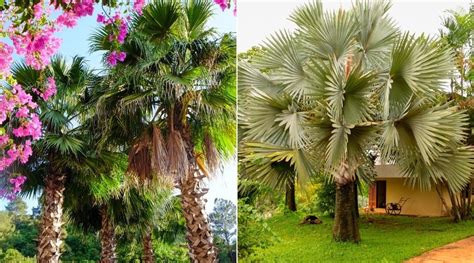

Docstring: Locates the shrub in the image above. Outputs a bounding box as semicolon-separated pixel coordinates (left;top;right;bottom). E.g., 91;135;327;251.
238;199;276;259
315;180;336;217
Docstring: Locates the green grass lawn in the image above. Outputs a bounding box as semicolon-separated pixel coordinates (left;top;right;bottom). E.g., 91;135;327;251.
243;213;474;263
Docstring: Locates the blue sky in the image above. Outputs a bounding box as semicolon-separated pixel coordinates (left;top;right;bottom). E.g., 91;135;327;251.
0;4;236;213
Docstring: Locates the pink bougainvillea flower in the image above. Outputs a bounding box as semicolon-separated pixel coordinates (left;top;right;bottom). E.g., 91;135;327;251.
107;51;127;66
12;84;33;105
16;106;30;118
0;42;14;77
134;0;145;14
117;51;127;62
12;114;42;140
33;2;44;20
97;14;105;23
12;27;62;70
73;0;94;17
214;0;228;11
107;52;118;66
18;140;32;163
41;77;57;100
0;135;9;146
117;20;128;44
57;11;79;28
9;175;27;193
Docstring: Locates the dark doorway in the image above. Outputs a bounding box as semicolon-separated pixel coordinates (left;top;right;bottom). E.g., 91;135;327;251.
376;181;386;208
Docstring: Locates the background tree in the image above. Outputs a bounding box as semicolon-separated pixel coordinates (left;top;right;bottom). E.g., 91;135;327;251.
209;198;237;262
5;198;27;218
439;5;473;96
437;5;474;221
0;212;14;242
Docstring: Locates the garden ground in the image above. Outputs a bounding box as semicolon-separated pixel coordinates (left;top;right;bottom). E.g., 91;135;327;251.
407;236;474;263
243;213;474;263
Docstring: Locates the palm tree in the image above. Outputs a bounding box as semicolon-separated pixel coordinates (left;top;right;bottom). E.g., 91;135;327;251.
89;0;236;260
439;6;473;96
9;56;100;261
65;175;172;263
239;0;474;243
437;7;474;221
62;154;124;262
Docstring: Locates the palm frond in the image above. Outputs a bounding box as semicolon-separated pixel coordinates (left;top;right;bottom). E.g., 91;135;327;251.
352;0;398;68
138;0;181;42
255;30;310;99
183;0;215;41
385;33;453;117
300;8;357;61
289;0;323;32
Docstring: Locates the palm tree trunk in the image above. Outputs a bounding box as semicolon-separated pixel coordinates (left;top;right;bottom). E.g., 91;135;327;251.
332;163;360;243
178;164;217;263
435;184;450;215
333;182;360;242
354;180;359;218
37;174;65;263
467;182;472;218
448;188;462;222
285;179;297;212
100;206;117;263
143;227;155;263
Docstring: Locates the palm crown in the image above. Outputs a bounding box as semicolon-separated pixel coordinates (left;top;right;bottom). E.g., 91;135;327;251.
90;0;236;181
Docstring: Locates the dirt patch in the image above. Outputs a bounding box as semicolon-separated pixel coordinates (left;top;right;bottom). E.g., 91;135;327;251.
406;236;474;263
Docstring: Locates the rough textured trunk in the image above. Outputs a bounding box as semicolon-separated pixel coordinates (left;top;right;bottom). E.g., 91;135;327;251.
285;179;297;212
37;174;65;263
178;165;217;263
333;182;360;242
172;107;216;262
100;206;117;263
332;162;360;243
142;227;155;263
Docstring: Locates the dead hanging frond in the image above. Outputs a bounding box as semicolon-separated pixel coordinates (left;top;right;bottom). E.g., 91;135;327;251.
196;154;210;178
204;133;219;174
122;171;173;193
127;132;153;181
151;126;168;176
167;130;188;179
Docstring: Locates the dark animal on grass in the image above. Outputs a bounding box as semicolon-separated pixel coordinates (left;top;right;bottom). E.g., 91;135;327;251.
300;215;322;225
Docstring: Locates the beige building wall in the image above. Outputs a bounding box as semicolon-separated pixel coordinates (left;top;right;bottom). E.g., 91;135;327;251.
382;178;447;216
374;165;474;217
